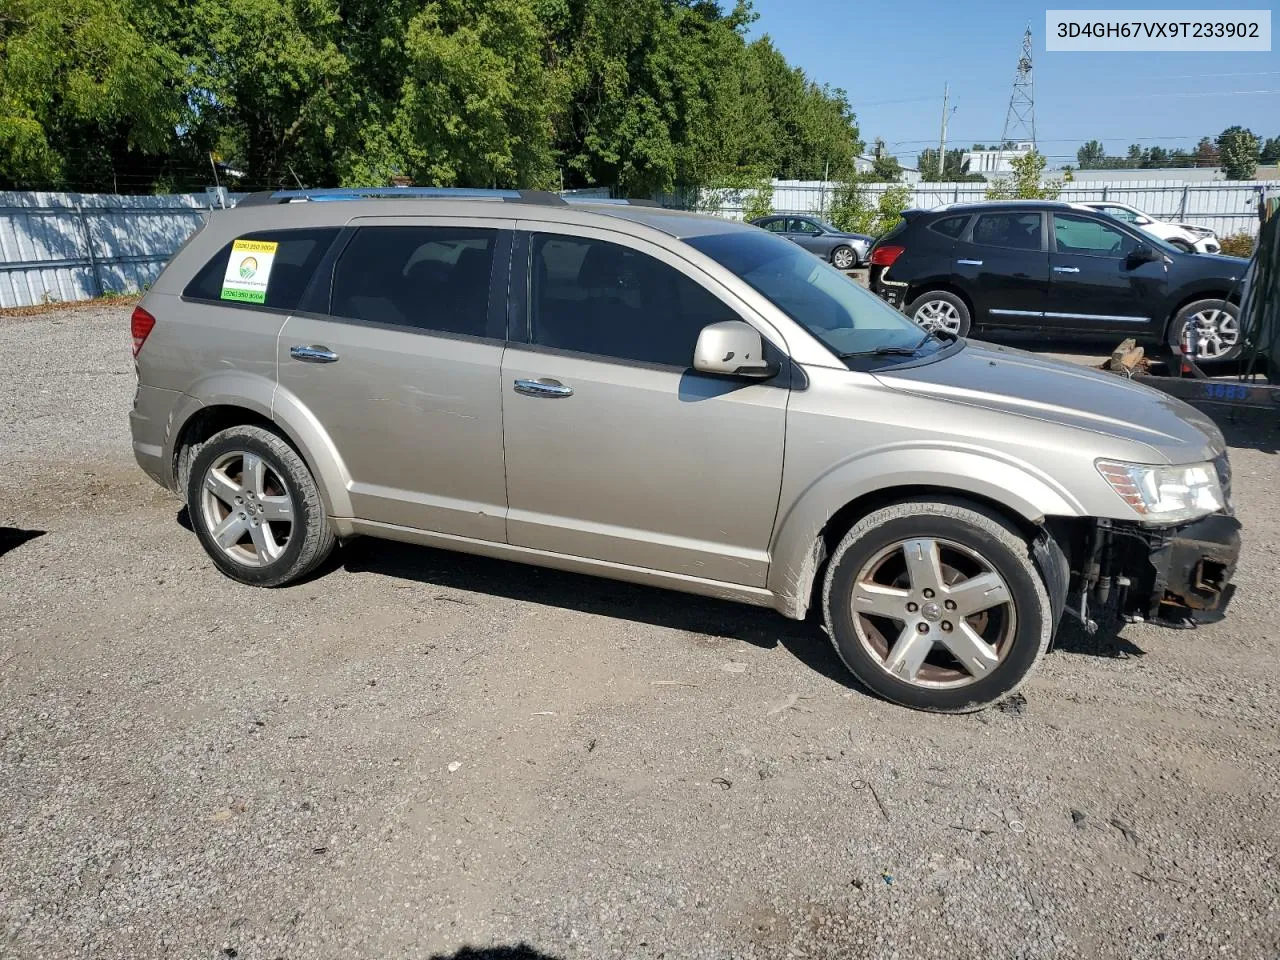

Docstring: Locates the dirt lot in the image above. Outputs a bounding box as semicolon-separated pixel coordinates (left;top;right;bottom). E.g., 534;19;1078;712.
2;304;1279;960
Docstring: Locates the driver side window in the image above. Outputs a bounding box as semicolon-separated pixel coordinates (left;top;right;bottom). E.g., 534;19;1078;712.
1053;214;1138;258
791;219;821;236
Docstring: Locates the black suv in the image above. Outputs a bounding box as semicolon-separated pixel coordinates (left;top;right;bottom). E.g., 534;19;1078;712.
868;201;1250;361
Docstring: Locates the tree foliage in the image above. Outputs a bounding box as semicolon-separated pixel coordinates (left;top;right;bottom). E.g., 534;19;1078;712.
0;0;862;194
827;177;911;237
1216;126;1260;181
985;151;1061;201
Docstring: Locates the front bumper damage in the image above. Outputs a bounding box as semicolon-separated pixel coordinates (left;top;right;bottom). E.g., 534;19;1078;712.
1071;513;1241;630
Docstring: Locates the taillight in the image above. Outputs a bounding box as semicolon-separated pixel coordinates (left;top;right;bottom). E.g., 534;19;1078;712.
870;245;905;267
131;306;156;358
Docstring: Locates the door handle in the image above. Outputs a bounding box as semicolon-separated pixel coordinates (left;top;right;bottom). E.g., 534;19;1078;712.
1053;266;1081;274
956;259;983;266
290;345;339;363
514;378;574;399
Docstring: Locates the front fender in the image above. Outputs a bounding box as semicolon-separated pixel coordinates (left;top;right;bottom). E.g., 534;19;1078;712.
766;443;1088;619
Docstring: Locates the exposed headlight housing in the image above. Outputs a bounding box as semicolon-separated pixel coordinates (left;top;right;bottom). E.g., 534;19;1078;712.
1096;460;1225;523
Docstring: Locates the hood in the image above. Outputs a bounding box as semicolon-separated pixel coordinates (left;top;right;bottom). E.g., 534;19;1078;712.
873;341;1224;464
1180;252;1249;275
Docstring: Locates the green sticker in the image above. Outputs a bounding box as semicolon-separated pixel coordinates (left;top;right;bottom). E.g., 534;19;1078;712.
221;238;278;303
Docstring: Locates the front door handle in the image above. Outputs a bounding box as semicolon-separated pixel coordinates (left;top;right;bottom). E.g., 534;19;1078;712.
1052;266;1081;274
290;345;339;363
514;378;574;399
956;259;983;266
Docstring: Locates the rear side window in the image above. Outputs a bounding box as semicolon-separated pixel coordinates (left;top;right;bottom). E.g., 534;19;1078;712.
182;229;340;310
929;215;970;239
530;234;733;367
971;213;1042;252
330;226;497;336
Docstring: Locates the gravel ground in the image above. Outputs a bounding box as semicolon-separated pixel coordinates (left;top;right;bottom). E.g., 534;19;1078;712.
2;304;1278;960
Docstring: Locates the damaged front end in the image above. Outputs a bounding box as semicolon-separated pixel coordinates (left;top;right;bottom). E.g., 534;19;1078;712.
1061;513;1241;631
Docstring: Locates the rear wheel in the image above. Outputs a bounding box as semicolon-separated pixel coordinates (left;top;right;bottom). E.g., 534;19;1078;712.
822;501;1052;712
186;425;335;587
831;245;856;270
905;290;972;337
1167;298;1242;363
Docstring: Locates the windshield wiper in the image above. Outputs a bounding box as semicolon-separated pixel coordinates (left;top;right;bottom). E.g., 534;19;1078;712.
838;345;920;358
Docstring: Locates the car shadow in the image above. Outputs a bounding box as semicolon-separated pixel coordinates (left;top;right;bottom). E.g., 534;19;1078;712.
429;946;561;960
338;538;858;691
0;527;46;559
1051;617;1147;659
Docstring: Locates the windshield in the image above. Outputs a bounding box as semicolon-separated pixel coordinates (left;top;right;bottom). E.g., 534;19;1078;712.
814;220;843;234
687;230;937;359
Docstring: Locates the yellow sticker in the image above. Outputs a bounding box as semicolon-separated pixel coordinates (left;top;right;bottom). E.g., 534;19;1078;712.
221;238;279;304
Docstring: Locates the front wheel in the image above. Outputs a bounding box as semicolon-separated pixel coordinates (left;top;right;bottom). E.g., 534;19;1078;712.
1168;238;1194;253
822;501;1052;712
1167;298;1242;363
905;290;972;337
186;425;336;587
830;245;856;270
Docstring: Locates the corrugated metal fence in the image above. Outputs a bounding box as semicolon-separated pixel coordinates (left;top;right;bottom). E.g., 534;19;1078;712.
0;181;1267;308
694;179;1267;239
0;191;242;309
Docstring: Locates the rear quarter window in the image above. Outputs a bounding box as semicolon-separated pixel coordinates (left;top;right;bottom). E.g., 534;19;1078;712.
928;215;970;239
182;228;341;311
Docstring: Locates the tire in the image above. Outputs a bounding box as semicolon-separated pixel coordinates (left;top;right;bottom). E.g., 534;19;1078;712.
905;290;972;337
830;245;856;271
186;425;335;587
1168;238;1194;253
821;500;1052;713
1166;298;1242;363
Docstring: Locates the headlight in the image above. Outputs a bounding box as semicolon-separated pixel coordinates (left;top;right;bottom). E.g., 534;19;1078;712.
1096;460;1224;523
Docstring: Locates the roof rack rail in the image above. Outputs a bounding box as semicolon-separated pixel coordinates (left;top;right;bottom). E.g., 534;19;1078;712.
236;187;568;207
561;196;662;208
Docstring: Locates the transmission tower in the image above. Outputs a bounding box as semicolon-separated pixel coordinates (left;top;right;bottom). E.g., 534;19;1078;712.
996;28;1036;172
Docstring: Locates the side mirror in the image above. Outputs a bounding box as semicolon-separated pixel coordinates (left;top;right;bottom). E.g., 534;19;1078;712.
1134;216;1151;225
693;321;778;378
1128;243;1161;266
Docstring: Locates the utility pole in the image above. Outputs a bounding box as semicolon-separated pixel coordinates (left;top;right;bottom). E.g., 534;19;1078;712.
936;82;950;181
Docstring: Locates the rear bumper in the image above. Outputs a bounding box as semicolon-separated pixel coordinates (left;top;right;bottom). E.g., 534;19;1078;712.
130;382;182;491
1115;514;1241;626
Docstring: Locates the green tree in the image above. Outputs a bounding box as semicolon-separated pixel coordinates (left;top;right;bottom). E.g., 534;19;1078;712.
985;151;1062;200
1195;136;1220;168
1261;137;1280;163
0;0;187;187
1076;139;1105;169
1216;126;1260;180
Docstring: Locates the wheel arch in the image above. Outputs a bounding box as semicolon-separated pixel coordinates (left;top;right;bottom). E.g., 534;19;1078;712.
768;457;1085;621
169;386;353;519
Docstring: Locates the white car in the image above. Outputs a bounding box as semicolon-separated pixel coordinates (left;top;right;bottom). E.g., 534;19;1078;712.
1075;201;1221;254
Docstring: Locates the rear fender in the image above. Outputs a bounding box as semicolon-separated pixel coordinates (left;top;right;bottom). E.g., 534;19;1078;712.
169;373;354;519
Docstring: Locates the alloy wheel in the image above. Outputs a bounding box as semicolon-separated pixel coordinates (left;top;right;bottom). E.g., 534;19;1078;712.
912;299;962;334
849;537;1016;688
1184;308;1239;361
832;247;855;270
199;451;295;567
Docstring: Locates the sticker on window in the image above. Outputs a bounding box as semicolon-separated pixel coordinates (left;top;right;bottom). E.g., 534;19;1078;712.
221;239;279;303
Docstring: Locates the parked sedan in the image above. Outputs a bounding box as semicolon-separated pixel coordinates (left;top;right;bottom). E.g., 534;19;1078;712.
868;200;1249;361
1076;201;1221;254
750;215;872;269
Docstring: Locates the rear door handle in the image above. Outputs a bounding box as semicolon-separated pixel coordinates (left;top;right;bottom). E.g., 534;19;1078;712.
956;259;983;266
514;378;573;398
1053;266;1080;274
290;345;339;363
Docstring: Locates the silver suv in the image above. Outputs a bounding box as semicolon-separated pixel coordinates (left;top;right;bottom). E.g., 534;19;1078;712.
130;188;1241;712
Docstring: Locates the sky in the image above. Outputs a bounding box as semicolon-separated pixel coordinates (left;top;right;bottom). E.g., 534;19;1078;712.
745;0;1280;168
